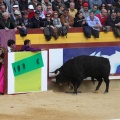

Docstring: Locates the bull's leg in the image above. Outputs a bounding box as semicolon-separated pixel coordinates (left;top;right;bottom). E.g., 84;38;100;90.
73;80;82;95
95;78;103;92
104;77;109;93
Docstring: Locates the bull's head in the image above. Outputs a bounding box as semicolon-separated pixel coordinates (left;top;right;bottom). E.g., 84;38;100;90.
51;69;65;86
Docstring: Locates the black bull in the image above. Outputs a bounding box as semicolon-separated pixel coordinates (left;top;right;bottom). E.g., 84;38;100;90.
53;56;111;94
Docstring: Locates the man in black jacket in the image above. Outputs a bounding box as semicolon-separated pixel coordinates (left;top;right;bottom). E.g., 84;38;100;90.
31;10;43;28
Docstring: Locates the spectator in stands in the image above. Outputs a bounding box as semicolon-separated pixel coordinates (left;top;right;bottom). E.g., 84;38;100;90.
21;11;32;28
116;9;120;20
80;2;89;18
19;0;28;12
7;39;15;52
99;3;108;10
60;8;74;28
12;10;26;30
75;0;84;11
86;11;102;38
96;8;107;27
0;4;6;13
52;0;62;11
53;11;62;28
0;12;17;31
31;10;43;28
89;0;102;9
89;4;100;15
107;8;111;17
21;39;41;51
28;4;35;18
57;3;65;17
74;11;87;27
102;0;115;9
110;2;120;13
29;0;41;9
44;4;54;17
8;0;19;13
35;4;45;19
116;0;120;8
106;11;120;27
41;0;52;11
0;0;8;11
69;2;77;18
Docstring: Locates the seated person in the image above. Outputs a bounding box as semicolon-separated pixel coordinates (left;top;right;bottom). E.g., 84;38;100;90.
74;11;87;27
21;39;41;51
7;39;15;52
60;8;74;28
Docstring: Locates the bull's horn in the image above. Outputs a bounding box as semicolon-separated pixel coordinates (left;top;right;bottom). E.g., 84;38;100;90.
55;71;60;76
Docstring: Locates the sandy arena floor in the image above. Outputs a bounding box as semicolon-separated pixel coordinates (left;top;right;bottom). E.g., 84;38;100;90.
0;80;120;120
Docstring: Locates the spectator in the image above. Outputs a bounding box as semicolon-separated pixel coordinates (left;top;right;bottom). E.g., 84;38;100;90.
35;4;45;19
75;0;84;11
102;0;115;9
29;0;41;9
116;9;120;20
19;0;28;12
99;3;108;10
69;2;77;18
110;2;119;13
0;12;17;31
8;0;19;13
53;11;62;28
31;10;43;28
89;4;100;15
1;4;7;13
57;3;65;17
116;0;120;8
89;0;102;9
60;8;74;27
41;0;52;11
12;10;23;29
7;39;15;52
21;11;32;28
80;2;89;18
74;11;87;27
106;11;120;27
28;4;35;18
44;4;54;17
96;8;107;27
0;0;8;11
52;0;62;11
86;11;102;38
21;39;41;51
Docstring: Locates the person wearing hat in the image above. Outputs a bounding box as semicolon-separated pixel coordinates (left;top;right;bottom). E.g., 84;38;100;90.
31;10;43;28
28;0;41;10
80;2;89;18
28;4;35;18
60;8;74;27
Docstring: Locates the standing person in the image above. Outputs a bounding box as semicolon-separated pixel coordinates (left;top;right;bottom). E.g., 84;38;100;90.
21;39;41;51
0;44;4;94
85;11;102;38
7;39;15;52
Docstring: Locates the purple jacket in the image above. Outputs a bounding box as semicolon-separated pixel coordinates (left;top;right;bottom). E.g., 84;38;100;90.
21;45;41;52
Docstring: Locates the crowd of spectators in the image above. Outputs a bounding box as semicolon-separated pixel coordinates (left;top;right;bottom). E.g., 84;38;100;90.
0;0;119;37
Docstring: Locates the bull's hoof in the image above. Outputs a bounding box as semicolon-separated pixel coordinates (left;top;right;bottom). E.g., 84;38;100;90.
94;90;99;93
104;91;108;94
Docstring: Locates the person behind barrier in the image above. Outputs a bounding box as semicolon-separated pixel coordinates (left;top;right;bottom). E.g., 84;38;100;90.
85;11;102;38
21;39;41;51
7;39;15;52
